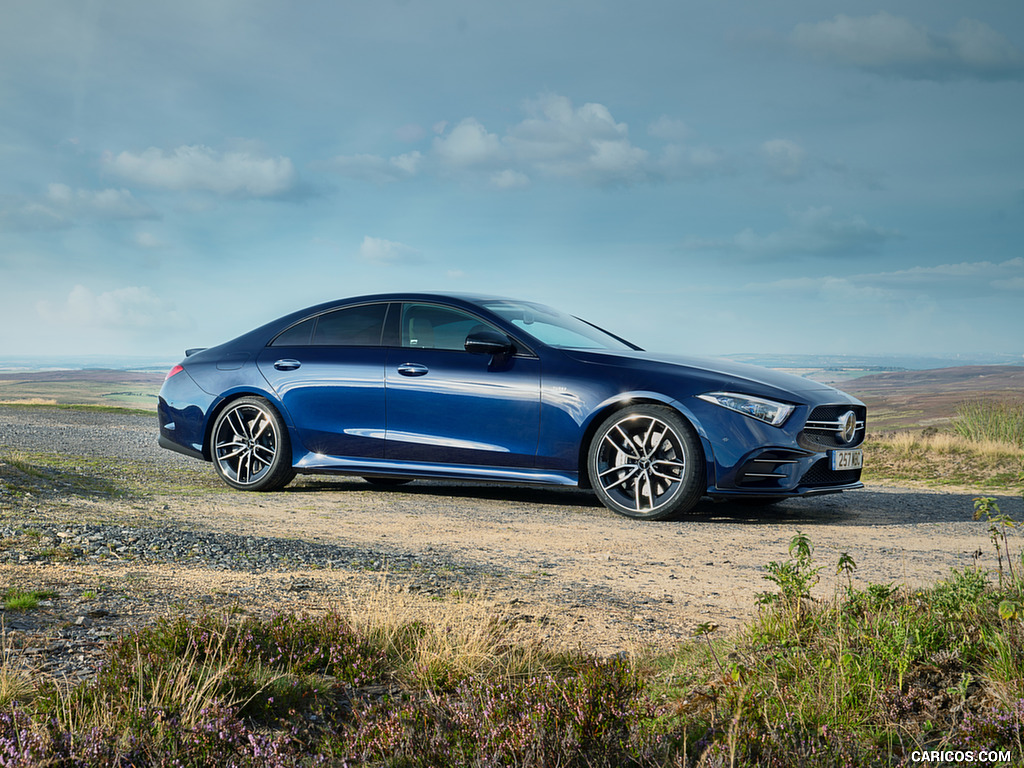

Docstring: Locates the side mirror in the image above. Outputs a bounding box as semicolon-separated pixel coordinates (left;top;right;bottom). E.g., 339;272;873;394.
465;330;514;357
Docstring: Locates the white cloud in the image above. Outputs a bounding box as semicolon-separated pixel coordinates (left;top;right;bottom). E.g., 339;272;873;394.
750;258;1024;303
328;151;422;183
648;116;690;142
325;96;741;188
359;236;422;265
37;285;186;330
855;257;1024;297
0;185;155;231
683;207;900;258
432;118;503;168
46;183;157;219
490;169;529;188
133;231;167;249
104;145;297;197
0;200;69;232
761;139;806;181
791;13;1024;81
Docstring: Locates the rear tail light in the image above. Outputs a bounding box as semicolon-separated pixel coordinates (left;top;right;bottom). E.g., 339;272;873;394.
165;364;184;381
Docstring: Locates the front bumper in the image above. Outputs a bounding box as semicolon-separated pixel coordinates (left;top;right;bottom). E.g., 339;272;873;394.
694;398;866;498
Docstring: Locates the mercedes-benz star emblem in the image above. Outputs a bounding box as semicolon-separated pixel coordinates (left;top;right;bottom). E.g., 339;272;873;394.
838;411;857;444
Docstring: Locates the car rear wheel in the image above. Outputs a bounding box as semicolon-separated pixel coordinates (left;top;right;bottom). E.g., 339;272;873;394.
588;405;704;520
211;397;295;491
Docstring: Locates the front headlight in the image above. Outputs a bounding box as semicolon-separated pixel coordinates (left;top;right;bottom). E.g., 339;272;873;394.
697;392;795;427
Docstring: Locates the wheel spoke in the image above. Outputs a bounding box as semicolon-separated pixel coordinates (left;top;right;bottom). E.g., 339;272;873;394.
229;410;250;440
610;425;642;458
598;463;636;479
603;466;640;491
218;445;247;461
653;459;684;470
253;444;276;463
640;419;657;457
251;417;269;441
650;468;682;483
643;472;656;509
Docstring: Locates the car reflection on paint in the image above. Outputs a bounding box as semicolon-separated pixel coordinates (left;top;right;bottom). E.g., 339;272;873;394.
158;293;865;520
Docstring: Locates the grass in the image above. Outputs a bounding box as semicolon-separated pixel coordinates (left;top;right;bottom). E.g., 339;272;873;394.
864;428;1023;490
953;400;1024;448
863;399;1023;491
1;534;1023;766
2;589;58;612
0;402;156;417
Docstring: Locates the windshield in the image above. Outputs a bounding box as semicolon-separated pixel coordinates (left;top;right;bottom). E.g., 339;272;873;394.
480;300;637;351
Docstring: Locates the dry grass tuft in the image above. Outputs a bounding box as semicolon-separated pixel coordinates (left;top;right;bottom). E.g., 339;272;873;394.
338;576;555;688
864;430;1023;489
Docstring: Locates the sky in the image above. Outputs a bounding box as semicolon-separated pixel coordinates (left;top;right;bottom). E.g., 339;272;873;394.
1;0;1022;361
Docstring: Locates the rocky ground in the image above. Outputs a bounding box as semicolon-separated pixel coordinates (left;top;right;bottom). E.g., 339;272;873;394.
1;405;1022;685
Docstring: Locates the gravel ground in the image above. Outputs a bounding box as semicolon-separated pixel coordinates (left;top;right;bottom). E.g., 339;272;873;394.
2;405;1022;683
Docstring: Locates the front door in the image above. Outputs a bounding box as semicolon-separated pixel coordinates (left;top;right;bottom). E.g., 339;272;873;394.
385;302;541;467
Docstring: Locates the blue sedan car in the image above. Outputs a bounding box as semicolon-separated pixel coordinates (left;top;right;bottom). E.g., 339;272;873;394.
157;293;865;520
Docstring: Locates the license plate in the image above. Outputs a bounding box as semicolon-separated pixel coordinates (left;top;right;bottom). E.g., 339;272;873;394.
830;449;863;471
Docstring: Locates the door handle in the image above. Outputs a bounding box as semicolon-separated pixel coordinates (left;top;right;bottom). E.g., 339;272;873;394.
274;359;301;371
397;363;429;377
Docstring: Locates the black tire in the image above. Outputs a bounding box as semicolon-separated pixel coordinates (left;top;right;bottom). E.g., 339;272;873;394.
211;396;295;491
587;404;705;520
362;477;413;487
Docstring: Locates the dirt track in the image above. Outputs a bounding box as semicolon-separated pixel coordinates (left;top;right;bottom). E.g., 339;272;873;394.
2;406;1023;657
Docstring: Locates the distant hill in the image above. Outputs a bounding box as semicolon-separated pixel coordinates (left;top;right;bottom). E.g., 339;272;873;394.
726;352;1024;370
0;369;163;411
841;364;1024;431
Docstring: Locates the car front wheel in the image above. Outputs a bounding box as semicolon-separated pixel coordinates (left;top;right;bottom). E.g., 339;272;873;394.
587;405;705;520
211;397;295;491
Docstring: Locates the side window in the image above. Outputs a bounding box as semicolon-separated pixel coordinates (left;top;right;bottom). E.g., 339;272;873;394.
271;317;315;346
313;303;388;346
401;303;497;352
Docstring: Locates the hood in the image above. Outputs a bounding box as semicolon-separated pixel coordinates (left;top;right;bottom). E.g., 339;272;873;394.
563;349;844;398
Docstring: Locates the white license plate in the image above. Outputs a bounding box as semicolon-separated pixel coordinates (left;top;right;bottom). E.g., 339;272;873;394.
830;449;863;471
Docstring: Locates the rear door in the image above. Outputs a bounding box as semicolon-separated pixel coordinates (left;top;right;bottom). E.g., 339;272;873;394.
257;302;390;459
384;302;541;467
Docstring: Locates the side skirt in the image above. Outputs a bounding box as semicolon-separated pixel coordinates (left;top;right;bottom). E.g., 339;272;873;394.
293;454;579;487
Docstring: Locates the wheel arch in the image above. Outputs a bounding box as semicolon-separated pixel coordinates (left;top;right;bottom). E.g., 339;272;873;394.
576;394;715;491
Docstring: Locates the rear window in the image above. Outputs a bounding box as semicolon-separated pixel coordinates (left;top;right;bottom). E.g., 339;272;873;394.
271;303;388;347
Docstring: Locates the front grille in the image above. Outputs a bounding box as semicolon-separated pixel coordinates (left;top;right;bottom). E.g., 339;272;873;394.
800;458;861;487
798;404;867;451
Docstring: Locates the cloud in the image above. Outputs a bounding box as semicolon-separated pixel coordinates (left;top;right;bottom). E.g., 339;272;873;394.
36;285;186;330
433;118;503;168
683;207;900;258
328;151;422;183
750;258;1024;302
133;231;168;249
329;95;734;188
761;139;806;181
46;183;157;219
103;145;297;197
358;236;422;265
490;170;529;189
0;185;156;231
791;13;1024;81
648;116;690;142
855;257;1024;297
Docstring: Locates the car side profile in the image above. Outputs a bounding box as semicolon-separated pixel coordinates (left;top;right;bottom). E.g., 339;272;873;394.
157;293;865;520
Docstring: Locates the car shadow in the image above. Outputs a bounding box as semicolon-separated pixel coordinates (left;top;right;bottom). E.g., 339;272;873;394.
283;477;1023;527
